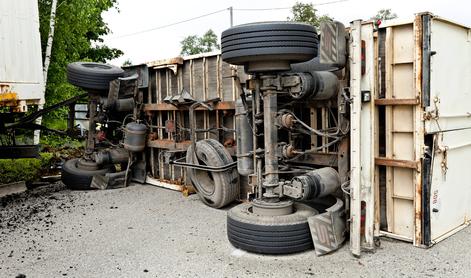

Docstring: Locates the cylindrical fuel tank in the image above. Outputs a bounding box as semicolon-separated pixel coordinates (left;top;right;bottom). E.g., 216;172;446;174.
123;122;147;152
235;98;254;176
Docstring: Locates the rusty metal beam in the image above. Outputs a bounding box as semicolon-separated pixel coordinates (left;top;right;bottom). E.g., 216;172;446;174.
144;101;235;112
375;157;419;170
375;98;419;106
147;139;191;150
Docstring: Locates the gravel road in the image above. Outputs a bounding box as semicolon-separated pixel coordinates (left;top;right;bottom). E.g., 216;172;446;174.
1;183;469;278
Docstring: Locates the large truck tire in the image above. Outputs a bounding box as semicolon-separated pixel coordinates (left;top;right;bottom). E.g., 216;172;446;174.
186;139;239;208
221;22;319;71
67;62;124;91
61;158;115;190
227;202;318;254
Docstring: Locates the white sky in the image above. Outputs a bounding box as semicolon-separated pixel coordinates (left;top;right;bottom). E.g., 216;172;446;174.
102;0;471;66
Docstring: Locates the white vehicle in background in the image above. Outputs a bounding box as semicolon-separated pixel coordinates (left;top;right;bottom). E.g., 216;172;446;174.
0;0;45;156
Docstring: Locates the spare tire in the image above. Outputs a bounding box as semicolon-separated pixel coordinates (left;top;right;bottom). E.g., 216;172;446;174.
221;22;319;72
186;139;239;208
227;202;318;254
61;158;115;190
67;62;124;91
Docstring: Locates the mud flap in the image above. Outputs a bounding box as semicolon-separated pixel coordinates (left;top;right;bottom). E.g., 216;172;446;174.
308;197;346;256
131;160;146;184
90;171;127;189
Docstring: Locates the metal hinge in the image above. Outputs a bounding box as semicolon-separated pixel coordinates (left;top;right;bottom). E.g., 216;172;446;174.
435;141;448;178
423;96;440;121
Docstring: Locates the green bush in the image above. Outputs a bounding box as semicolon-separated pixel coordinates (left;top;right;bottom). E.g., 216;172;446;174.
0;153;53;185
40;132;84;149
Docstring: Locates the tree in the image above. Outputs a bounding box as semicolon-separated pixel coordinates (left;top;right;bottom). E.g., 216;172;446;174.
180;30;220;56
122;59;133;67
287;2;332;29
372;9;398;21
38;0;123;123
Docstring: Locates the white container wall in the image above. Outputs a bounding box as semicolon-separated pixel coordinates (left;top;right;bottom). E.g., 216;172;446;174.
350;13;471;256
0;0;45;109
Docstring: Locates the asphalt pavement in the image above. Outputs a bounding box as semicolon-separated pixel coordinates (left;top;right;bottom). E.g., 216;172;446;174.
0;183;469;278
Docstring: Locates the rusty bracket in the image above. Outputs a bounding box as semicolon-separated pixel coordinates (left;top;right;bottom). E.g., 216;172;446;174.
435;137;449;178
423;96;440;121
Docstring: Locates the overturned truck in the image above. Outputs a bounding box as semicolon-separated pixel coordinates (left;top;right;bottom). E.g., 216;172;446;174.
61;13;471;257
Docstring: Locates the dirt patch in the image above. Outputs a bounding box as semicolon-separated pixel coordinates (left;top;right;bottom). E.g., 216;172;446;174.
0;182;70;234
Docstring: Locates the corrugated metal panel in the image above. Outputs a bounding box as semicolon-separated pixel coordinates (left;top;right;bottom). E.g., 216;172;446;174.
0;0;44;103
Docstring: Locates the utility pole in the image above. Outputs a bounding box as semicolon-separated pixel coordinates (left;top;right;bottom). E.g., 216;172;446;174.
228;6;233;27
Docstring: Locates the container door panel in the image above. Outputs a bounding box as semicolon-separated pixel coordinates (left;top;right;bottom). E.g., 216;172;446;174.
429;128;471;241
425;19;471;133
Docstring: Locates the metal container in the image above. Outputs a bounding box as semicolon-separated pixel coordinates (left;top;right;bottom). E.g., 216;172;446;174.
235;98;254;176
348;13;471;255
0;0;45;144
0;0;44;108
124;122;147;152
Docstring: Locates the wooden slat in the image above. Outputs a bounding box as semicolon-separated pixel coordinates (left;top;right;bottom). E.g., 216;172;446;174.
375;157;419;169
385;26;395;232
375;98;419;106
392;194;414;201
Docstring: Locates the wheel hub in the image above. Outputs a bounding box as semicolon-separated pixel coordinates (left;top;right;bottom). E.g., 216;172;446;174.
252;199;293;216
77;158;99;171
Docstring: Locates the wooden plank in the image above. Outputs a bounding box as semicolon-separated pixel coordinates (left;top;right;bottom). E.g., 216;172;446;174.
379;230;413;242
385;26;395;233
375;98;419;105
392;194;414;201
147;57;183;67
375;157;419;169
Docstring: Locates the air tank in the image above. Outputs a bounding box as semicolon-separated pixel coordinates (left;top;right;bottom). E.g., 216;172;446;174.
235;98;254;176
291;167;341;200
123;122;147;152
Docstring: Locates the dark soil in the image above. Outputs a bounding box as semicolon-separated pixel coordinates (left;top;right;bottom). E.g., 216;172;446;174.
0;182;79;276
0;182;68;234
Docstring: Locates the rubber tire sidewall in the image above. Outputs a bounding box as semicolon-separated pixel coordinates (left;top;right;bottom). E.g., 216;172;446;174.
186;139;239;208
221;22;319;66
61;158;115;190
67;62;124;91
227;202;318;254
